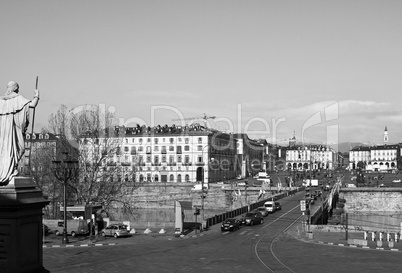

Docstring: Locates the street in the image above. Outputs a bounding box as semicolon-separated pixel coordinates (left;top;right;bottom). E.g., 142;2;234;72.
43;192;402;273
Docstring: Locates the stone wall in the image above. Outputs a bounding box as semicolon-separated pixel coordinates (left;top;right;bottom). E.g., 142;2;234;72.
339;188;402;213
108;183;281;227
126;183;271;211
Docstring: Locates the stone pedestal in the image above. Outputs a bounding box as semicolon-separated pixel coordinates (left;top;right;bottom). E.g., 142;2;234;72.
0;177;50;273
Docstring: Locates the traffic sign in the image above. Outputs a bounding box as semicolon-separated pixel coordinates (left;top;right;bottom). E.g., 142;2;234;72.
300;200;306;211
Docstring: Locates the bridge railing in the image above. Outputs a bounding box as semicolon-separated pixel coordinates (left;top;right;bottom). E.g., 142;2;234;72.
204;187;302;229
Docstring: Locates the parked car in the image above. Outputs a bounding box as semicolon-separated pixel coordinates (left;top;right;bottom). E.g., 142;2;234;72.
241;212;264;226
256;207;269;217
274;202;282;211
101;224;130;238
221;218;242;231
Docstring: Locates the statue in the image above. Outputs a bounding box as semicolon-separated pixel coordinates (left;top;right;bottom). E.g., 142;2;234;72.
0;81;39;186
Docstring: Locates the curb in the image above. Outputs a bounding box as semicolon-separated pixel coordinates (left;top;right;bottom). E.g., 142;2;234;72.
304;238;401;252
286;229;402;253
43;242;117;248
184;233;205;239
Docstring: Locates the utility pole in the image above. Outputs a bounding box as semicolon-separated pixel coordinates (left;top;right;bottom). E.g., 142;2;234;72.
345;213;349;240
201;175;204;223
245;183;248;204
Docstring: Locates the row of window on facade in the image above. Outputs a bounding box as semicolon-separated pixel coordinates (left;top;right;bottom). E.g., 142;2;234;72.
286;155;332;160
115;144;208;155
287;162;331;170
106;146;235;158
121;136;231;146
124;137;204;144
106;154;235;167
355;157;397;161
104;173;193;183
86;136;204;145
351;151;397;156
351;161;397;166
26;133;50;140
108;154;200;164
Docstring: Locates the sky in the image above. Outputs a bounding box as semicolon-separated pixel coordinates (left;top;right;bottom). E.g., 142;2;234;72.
1;0;402;147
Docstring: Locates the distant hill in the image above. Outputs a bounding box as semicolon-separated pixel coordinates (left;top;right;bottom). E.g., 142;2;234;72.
333;142;363;153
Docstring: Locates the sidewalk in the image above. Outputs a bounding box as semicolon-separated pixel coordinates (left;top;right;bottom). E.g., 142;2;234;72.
42;227;177;248
286;222;402;252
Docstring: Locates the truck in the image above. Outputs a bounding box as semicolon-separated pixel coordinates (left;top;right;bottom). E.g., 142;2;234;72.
303;179;319;187
191;183;209;192
256;172;271;184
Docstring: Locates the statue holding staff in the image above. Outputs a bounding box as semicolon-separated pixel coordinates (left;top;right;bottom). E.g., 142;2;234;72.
0;81;39;186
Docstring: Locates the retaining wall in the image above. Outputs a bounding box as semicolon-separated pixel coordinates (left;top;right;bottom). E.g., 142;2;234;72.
340;188;402;213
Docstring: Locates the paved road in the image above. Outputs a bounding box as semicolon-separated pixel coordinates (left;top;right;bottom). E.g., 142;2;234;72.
43;193;402;272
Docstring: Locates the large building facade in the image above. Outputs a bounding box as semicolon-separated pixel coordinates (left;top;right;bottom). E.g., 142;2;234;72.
349;145;400;172
21;132;61;174
275;132;337;171
349;127;401;172
285;145;337;171
79;124;272;185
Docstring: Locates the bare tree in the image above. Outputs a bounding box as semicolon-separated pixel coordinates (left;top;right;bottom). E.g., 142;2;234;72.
29;129;63;219
46;104;139;216
78;129;138;212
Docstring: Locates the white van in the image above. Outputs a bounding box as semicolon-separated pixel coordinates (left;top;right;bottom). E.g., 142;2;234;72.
264;201;275;213
49;220;89;237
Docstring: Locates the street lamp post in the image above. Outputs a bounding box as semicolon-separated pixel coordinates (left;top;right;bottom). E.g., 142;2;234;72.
200;144;210;223
53;152;78;244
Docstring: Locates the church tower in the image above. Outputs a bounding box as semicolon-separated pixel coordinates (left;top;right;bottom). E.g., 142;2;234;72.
289;131;297;148
383;126;389;144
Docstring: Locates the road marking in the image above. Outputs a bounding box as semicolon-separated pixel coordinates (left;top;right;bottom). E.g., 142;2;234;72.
254;204;301;273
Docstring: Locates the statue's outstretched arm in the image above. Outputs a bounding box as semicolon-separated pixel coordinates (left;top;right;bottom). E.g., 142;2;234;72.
30;89;39;108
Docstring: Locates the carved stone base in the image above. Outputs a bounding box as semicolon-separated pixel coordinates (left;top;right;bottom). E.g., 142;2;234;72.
0;177;49;273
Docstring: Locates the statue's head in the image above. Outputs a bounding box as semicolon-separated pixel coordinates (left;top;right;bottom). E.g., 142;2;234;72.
6;81;19;95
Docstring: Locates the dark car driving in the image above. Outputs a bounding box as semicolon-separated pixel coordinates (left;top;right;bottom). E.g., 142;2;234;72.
221;218;242;231
274;202;282;211
241;211;264;226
